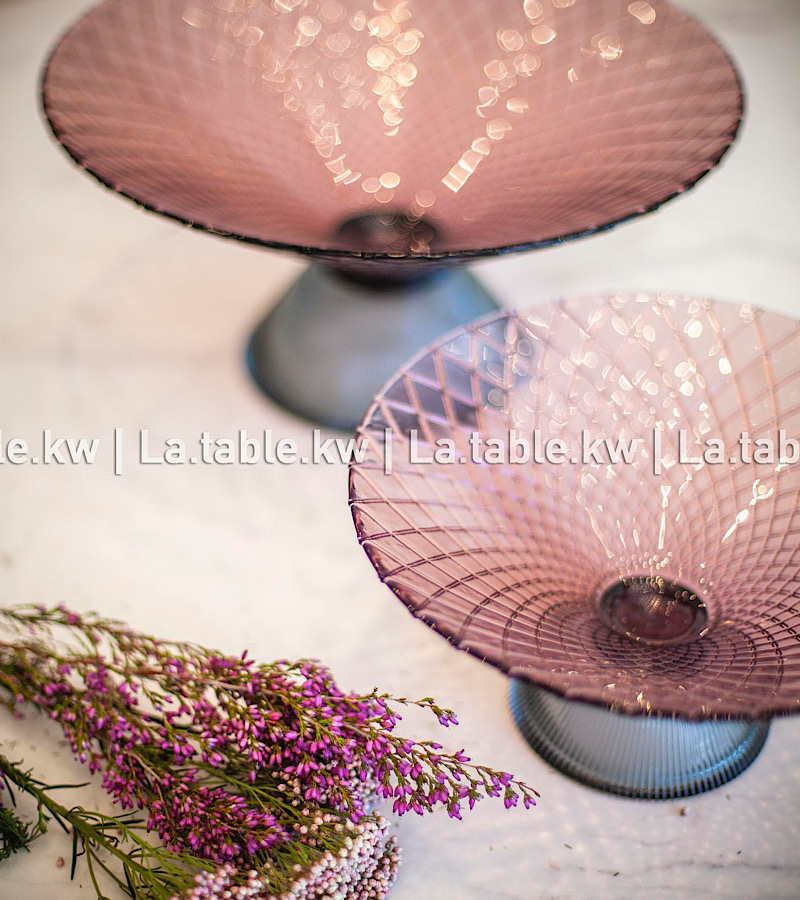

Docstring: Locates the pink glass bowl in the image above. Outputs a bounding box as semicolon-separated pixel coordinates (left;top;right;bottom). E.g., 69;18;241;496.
43;0;742;261
349;297;800;795
42;1;743;428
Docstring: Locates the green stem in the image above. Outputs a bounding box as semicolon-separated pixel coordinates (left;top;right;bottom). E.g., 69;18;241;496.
0;755;207;900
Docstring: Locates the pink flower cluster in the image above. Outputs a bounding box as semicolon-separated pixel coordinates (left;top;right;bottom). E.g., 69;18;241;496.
180;818;400;900
0;605;537;898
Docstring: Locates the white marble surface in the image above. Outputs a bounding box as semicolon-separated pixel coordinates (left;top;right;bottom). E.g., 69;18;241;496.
1;0;800;898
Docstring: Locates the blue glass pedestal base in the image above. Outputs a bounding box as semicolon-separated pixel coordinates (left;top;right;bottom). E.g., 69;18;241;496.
509;680;769;799
248;263;498;430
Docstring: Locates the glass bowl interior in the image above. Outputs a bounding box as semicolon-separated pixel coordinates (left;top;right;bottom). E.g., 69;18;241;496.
43;0;742;260
349;296;800;718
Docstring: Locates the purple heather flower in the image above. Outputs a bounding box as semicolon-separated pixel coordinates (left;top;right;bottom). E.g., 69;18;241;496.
0;605;538;899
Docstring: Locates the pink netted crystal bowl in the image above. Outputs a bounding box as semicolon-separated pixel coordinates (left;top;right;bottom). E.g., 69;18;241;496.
43;1;743;427
350;296;800;796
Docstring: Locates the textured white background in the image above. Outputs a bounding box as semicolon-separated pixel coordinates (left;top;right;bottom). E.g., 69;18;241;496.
1;0;799;898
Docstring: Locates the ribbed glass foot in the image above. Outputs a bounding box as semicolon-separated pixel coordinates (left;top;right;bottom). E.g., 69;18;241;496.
509;680;769;799
248;263;497;430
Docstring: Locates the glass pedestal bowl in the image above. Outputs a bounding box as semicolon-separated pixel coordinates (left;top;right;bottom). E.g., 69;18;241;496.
349;295;800;798
43;0;742;428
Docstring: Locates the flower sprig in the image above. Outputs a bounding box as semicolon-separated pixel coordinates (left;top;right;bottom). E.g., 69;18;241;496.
0;755;216;898
0;604;537;899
